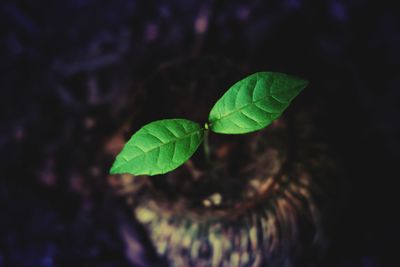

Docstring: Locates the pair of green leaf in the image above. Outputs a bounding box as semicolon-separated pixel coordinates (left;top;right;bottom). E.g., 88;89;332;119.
110;72;308;176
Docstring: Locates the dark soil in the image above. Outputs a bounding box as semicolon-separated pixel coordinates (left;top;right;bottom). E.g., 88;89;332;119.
110;57;338;267
1;1;399;267
114;57;287;212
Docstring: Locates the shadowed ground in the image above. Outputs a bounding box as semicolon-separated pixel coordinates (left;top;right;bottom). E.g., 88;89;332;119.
1;1;399;267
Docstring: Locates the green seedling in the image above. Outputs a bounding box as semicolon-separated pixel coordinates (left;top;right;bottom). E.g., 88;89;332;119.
110;72;308;176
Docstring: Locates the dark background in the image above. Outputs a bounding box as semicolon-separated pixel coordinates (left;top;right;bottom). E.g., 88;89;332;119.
1;0;399;267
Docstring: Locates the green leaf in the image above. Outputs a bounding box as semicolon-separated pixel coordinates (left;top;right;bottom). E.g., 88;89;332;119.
208;72;308;134
110;119;204;176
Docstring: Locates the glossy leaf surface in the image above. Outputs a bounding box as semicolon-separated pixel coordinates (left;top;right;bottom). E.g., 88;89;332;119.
110;119;204;176
208;72;308;134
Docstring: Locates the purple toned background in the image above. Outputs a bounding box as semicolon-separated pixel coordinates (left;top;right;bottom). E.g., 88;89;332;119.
1;0;399;267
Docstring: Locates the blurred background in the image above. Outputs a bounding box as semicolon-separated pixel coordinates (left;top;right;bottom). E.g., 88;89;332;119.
1;0;399;266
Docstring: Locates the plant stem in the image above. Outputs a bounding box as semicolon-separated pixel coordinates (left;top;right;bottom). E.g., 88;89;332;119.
203;126;211;164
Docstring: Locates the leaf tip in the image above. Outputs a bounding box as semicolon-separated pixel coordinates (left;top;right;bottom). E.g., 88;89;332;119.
109;160;123;175
287;75;309;92
109;166;118;175
298;78;309;90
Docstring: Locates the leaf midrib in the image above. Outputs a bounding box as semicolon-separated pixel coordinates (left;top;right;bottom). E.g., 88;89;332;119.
123;127;203;165
211;95;280;126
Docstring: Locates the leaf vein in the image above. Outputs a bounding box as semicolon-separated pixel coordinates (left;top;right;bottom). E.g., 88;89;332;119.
213;97;267;123
241;111;262;126
121;128;202;168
